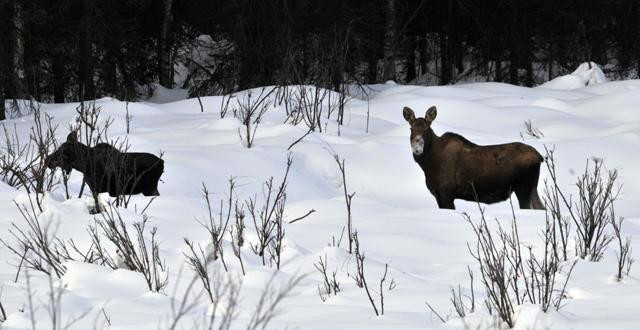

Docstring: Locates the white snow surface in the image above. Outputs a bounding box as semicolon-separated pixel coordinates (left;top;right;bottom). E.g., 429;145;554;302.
539;62;608;90
1;78;640;329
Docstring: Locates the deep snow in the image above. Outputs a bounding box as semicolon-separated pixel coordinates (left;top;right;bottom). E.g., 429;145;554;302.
0;71;639;329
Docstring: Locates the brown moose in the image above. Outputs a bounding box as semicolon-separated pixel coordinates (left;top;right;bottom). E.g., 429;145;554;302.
403;106;544;210
45;132;164;197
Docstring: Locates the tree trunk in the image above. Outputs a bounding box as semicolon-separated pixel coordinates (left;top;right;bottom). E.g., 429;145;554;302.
11;0;25;99
158;0;174;88
522;16;533;87
441;0;458;85
440;32;451;85
5;0;25;100
52;52;65;103
450;1;462;77
367;55;378;83
382;0;396;82
508;3;519;85
636;1;640;78
103;48;117;98
0;80;5;121
78;0;95;100
0;2;7;119
405;36;417;83
495;59;502;82
419;36;429;84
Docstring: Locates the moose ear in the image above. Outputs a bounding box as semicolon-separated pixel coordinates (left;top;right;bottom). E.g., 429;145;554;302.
425;106;437;123
66;131;78;143
403;107;416;123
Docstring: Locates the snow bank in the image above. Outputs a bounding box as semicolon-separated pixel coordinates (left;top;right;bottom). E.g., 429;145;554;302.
539;62;608;90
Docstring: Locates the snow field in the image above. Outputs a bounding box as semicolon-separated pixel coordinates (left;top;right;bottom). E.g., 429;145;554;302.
1;73;640;329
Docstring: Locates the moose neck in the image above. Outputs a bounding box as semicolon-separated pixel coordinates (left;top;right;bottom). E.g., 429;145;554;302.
70;143;92;173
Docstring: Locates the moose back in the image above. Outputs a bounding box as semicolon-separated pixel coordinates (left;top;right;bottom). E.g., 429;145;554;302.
46;132;164;197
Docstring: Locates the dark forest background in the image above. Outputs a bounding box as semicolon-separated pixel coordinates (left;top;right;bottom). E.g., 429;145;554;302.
1;0;640;120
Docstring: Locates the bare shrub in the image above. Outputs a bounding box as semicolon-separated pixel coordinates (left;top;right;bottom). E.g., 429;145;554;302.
125;101;132;134
245;274;304;330
246;185;285;266
278;84;330;133
196;181;234;272
350;83;374;133
71;100;113;148
0;192;125;280
28;104;60;210
541;150;571;262
42;270;91;330
233;87;276;148
544;147;619;261
93;202;168;292
450;266;475;318
572;159;618;260
182;241;242;321
1;197;68;278
269;203;286;270
230;202;247;276
521;119;544;140
332;152;355;254
464;201;576;327
167;267;302;330
15;269;91;330
248;153;315;268
0;123;33;189
0;292;6;322
349;232;393;316
314;254;341;302
0;102;59;211
245;155;291;267
184;177;247;276
167;267;241;330
219;92;234;118
275;85;296;124
69;100;114;210
298;85;329;133
334;84;348;129
612;217;634;281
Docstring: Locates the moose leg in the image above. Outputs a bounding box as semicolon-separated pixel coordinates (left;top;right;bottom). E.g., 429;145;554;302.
515;165;545;210
142;179;160;196
435;192;455;209
529;188;545;210
514;188;532;209
143;188;160;196
515;180;545;209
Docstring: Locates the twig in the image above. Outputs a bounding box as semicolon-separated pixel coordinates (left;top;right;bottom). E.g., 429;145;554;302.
288;209;316;224
425;301;446;323
287;127;314;151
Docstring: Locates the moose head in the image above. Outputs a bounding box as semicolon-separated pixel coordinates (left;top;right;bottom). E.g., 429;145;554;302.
403;106;437;156
45;131;85;174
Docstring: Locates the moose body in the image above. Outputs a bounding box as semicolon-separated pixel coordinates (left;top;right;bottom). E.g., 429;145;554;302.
46;132;164;197
403;106;544;210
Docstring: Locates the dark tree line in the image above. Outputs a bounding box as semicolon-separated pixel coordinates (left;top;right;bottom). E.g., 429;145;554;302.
2;0;640;119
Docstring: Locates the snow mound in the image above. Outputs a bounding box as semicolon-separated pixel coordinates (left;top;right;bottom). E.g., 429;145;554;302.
539;62;607;90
